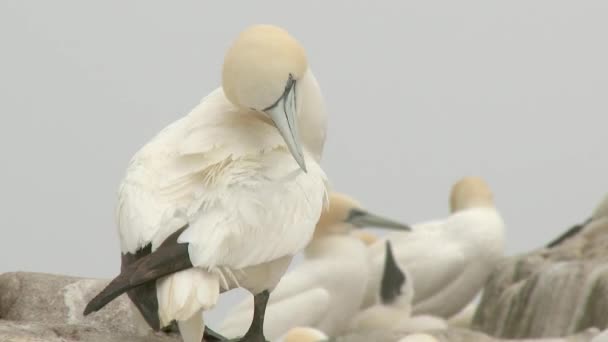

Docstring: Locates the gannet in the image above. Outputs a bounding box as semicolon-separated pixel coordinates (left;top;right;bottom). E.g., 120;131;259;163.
83;24;330;342
348;241;447;334
546;192;608;248
219;193;411;340
278;327;328;342
364;176;506;318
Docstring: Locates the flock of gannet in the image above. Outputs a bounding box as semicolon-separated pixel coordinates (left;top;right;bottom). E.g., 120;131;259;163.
81;24;604;342
219;193;410;340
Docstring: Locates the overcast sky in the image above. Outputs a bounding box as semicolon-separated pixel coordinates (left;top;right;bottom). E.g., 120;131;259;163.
1;0;607;326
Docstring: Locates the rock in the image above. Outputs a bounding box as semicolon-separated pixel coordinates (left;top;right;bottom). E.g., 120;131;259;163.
0;320;178;342
0;272;142;335
473;223;608;338
0;271;601;341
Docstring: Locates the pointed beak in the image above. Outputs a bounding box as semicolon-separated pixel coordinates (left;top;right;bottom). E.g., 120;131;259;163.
380;240;406;304
264;75;307;172
346;209;412;231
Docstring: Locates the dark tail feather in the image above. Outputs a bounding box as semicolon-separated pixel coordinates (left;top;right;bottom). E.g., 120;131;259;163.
84;225;192;316
84;273;136;315
380;240;406;305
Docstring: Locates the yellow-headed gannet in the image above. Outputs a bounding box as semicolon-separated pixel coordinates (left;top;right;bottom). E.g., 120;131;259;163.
83;24;330;342
278;327;328;342
364;176;506;319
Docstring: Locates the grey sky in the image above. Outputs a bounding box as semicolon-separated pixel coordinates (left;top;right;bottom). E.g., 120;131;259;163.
1;1;607;326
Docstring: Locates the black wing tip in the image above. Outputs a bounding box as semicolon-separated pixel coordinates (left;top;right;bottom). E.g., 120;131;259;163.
380;240;406;304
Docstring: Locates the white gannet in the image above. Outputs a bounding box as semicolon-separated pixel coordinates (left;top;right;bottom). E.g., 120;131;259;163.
546;192;608;248
277;327;328;342
398;334;440;342
348;241;447;334
364;176;506;319
219;193;411;340
83;24;330;342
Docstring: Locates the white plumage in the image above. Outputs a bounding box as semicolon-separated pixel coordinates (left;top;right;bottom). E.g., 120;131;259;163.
277;327;329;342
104;24;330;342
363;177;506;319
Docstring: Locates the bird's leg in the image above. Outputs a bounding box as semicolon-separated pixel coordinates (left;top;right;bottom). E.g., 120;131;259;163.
203;291;270;342
240;290;270;342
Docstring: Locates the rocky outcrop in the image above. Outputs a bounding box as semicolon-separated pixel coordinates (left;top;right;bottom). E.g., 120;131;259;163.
0;272;180;341
0;271;603;341
0;319;177;342
0;272;141;335
473;221;608;338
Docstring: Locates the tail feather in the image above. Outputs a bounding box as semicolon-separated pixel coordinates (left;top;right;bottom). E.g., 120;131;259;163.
84;226;192;316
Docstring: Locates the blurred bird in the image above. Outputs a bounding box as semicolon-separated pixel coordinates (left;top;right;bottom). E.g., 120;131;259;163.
219;193;411;340
348;241;447;334
364;176;506;318
83;24;330;342
546;193;608;248
278;327;328;342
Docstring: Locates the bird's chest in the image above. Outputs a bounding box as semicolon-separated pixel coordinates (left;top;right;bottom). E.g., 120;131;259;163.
178;151;328;269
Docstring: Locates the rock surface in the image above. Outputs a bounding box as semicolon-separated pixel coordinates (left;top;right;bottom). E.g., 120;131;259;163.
473;221;608;339
0;319;178;342
0;271;602;341
0;272;143;335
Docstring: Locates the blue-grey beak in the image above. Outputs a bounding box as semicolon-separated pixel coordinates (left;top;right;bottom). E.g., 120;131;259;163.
346;209;411;231
264;74;306;172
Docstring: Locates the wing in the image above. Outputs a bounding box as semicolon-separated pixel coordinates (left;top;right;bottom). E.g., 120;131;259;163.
219;287;330;340
380;241;406;305
117;88;328;270
84;226;192;316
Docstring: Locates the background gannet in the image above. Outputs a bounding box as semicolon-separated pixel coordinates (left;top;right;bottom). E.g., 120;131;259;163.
349;241;447;334
364;176;506;319
546;192;608;248
82;24;330;342
218;192;411;340
278;327;328;342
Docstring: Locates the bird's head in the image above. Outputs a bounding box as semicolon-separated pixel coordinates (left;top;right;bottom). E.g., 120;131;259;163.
281;327;327;342
222;24;308;171
449;176;495;213
314;192;411;239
